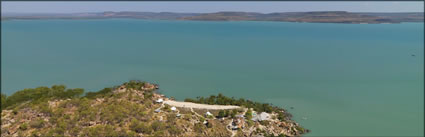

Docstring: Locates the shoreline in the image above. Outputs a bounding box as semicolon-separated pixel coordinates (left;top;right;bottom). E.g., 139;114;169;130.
2;17;422;24
164;100;241;110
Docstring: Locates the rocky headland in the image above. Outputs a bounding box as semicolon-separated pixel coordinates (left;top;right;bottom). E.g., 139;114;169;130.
1;80;308;137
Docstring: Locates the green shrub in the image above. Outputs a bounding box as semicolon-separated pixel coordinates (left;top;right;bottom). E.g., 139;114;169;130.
151;121;166;131
194;123;204;133
199;116;206;122
167;113;177;122
168;125;182;136
277;112;285;121
259;120;270;126
144;92;153;99
29;119;45;128
245;109;253;120
85;88;112;99
20;123;28;130
246;120;254;127
218;110;225;118
123;80;146;90
4;85;84;109
1;93;6;111
295;126;305;133
130;119;152;134
184;93;284;114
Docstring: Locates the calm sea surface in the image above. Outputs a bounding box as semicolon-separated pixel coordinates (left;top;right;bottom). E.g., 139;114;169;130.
2;19;423;136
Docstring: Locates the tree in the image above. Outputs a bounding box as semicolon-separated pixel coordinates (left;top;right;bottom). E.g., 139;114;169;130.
85;88;112;99
1;93;6;110
218;110;225;118
130;119;151;134
224;110;230;117
4;85;85;109
245;109;253;120
231;109;237;118
277;112;285;121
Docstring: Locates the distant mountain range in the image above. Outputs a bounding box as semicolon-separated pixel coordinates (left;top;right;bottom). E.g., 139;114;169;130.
2;11;423;24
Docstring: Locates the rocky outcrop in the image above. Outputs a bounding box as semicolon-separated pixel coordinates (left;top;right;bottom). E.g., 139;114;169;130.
1;81;308;137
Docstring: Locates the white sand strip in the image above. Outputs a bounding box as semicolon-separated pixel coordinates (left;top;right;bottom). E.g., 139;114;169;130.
164;100;240;110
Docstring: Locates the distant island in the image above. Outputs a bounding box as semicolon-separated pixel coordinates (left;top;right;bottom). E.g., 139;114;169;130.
2;11;423;24
1;80;308;137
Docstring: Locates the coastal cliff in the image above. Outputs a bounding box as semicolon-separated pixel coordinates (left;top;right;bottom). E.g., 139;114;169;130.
1;81;308;137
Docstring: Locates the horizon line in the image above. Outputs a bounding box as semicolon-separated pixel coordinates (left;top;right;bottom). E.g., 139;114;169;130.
3;10;424;14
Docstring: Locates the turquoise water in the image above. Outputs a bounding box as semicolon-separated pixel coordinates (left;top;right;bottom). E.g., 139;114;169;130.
2;19;423;136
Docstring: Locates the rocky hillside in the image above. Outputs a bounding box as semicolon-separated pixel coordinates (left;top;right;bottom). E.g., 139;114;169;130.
2;11;423;23
1;81;308;137
180;11;424;23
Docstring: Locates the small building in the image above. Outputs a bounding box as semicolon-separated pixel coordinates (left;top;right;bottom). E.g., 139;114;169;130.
156;98;163;103
154;108;161;113
176;114;181;117
236;114;244;118
251;112;270;122
205;111;213;117
171;106;177;111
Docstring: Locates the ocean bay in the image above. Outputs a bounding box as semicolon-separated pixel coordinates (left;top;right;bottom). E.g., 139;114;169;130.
2;19;423;136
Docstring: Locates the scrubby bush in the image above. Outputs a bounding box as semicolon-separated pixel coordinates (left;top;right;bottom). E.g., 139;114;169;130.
3;85;83;109
151;121;166;131
246;120;254;127
29;119;45;128
130;119;152;134
1;93;6;111
218;110;225;118
123;80;150;90
167;113;177;122
168;124;182;136
295;126;305;133
224;110;230;117
277;112;285;121
20;123;28;130
84;88;112;99
194;123;205;133
245;109;253;120
81;125;125;137
184;93;284;114
231;109;237;118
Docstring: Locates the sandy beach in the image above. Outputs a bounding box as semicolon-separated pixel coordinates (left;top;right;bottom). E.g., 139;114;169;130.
163;100;240;110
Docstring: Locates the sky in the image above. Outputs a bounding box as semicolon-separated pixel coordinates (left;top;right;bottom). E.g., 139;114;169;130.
1;2;424;14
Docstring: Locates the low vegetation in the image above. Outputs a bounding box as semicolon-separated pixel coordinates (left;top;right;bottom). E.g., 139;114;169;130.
1;80;306;137
184;93;288;121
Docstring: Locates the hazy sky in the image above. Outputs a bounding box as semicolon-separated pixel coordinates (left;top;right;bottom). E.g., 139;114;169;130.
2;2;424;13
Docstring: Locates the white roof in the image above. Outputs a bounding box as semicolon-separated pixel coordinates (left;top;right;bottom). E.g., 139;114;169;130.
154;108;161;112
156;98;163;103
252;112;270;121
206;111;213;116
236;114;244;118
171;107;177;111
